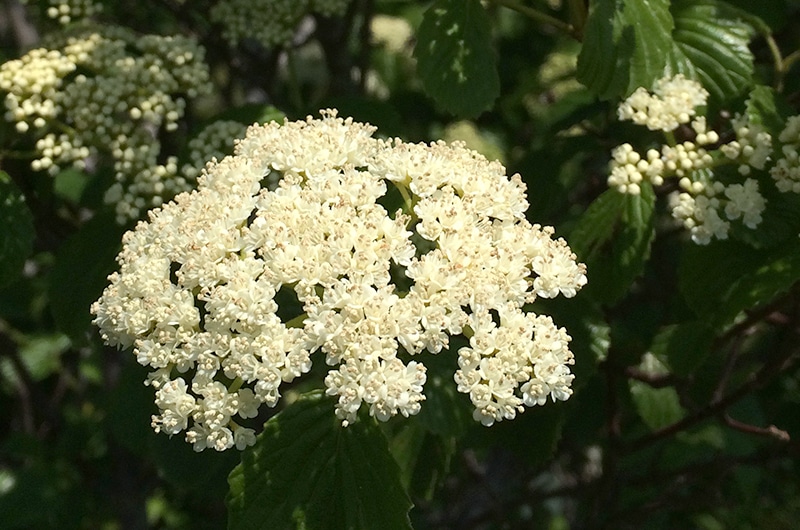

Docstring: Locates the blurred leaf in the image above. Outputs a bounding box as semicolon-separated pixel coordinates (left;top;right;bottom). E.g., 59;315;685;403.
18;333;70;380
414;0;499;117
630;381;684;431
650;322;715;377
0;171;35;288
53;168;90;204
227;391;412;530
152;434;239;500
666;0;755;103
569;185;657;305
48;212;125;343
205;104;285;127
679;238;800;327
577;0;673;99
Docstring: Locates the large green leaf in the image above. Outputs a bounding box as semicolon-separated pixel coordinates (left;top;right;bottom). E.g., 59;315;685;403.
414;0;499;117
227;391;412;530
679;238;800;327
569;185;657;305
0;171;35;288
577;0;674;99
666;0;755;104
48;212;125;343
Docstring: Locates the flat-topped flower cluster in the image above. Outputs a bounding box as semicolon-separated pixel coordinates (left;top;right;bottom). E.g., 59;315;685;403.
92;111;587;451
607;74;800;245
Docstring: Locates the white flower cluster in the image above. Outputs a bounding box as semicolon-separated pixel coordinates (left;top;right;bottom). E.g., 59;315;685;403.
617;74;709;132
211;0;351;49
720;114;773;175
609;75;770;245
770;116;800;193
669;176;765;245
92;110;587;451
0;24;212;223
181;120;249;180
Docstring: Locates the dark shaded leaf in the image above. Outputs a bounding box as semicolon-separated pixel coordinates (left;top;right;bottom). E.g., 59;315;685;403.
227;391;412;530
0;171;35;288
414;0;499;117
48;212;125;343
569;185;657;305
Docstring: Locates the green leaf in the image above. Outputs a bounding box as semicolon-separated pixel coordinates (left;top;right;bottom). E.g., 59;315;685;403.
569;185;657;305
630;381;684;431
415;344;473;438
679;238;800;327
414;0;499;117
48;213;125;343
666;0;755;103
388;423;454;501
577;0;674;100
53;168;90;204
650;322;715;377
227;391;412;530
742;85;792;133
0;171;35;288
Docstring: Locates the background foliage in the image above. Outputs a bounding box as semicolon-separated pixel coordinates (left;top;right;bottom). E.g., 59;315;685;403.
2;0;800;528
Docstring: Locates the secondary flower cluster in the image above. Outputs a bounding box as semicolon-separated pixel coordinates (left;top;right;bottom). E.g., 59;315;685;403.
92;111;587;451
0;23;212;223
211;0;351;49
607;75;772;244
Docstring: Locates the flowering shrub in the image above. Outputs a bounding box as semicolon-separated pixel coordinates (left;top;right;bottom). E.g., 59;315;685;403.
2;1;800;529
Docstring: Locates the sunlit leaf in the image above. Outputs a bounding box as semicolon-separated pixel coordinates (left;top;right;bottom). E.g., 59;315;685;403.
630;383;684;431
577;0;673;99
666;0;756;103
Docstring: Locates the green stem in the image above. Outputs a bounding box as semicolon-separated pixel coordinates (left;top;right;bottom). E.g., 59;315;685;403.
781;49;800;91
395;181;417;220
488;0;578;40
763;33;786;92
228;377;244;393
285;47;305;112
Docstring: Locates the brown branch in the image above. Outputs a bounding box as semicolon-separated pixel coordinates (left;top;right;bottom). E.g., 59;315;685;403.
624;366;675;388
623;346;799;453
723;414;790;442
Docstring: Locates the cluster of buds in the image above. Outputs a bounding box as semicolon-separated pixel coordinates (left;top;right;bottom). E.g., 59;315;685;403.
211;0;352;49
0;23;213;223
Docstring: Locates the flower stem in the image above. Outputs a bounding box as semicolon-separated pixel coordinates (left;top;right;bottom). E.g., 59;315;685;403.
489;0;578;40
